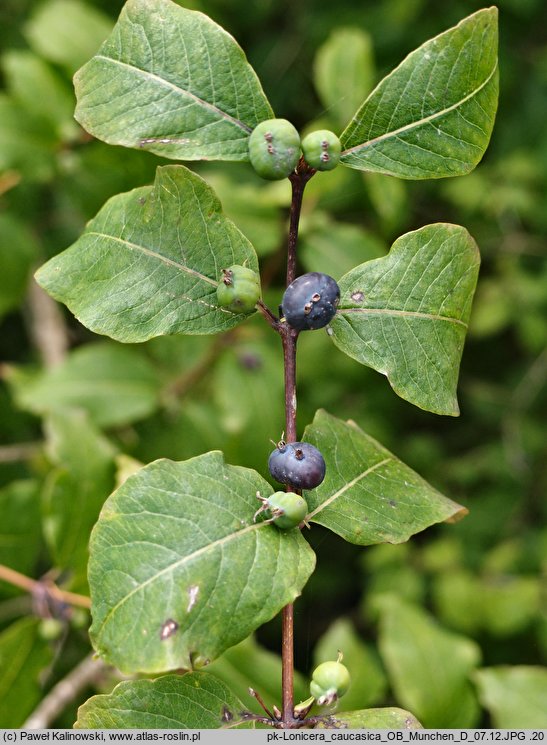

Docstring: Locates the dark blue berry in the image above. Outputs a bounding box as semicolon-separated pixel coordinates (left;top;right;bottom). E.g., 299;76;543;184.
268;441;326;490
281;273;340;331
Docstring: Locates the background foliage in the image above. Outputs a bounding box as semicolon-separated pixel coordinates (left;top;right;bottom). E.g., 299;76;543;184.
0;0;546;728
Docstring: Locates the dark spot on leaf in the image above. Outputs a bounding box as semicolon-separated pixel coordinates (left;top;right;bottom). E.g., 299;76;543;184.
351;291;364;302
138;197;147;206
159;618;178;640
389;499;397;508
221;707;233;723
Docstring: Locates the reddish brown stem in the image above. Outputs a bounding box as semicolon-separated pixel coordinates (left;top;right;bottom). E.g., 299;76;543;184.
287;162;315;286
281;603;295;725
281;326;299;444
279;162;314;727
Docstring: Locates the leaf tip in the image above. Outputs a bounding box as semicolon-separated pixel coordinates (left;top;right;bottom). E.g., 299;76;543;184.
444;504;469;524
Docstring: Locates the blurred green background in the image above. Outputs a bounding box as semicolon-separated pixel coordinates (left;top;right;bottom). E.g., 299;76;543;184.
0;0;546;729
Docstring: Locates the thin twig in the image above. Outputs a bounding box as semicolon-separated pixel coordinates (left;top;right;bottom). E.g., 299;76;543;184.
0;442;41;463
166;331;235;399
256;299;280;330
249;688;276;721
27;280;69;368
0;564;91;609
23;654;112;729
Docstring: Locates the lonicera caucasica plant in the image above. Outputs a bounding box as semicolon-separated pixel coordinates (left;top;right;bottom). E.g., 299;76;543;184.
35;0;499;729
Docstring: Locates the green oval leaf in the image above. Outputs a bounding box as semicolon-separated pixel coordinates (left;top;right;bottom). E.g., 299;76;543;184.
474;666;547;728
7;342;161;427
303;410;467;545
330;223;480;416
0;213;39;321
313;27;375;130
89;452;315;674
378;597;481;728
340;8;498;179
42;408;116;588
75;672;249;728
313;619;387;710
24;0;113;74
73;0;274;161
317;707;422;729
35;165;259;342
0;618;53;728
0;481;42;580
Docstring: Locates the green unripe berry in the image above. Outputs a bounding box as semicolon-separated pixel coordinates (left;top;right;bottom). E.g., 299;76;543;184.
310;660;351;705
266;491;308;530
216;265;261;313
301;130;341;171
70;608;90;630
38;618;64;641
248;119;301;180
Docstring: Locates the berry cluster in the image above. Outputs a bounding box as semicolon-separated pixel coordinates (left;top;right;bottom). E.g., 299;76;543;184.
215;272;340;536
216;117;344;530
248;118;342;180
217;119;351;710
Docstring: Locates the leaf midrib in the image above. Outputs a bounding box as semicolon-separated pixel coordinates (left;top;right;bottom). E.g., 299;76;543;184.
307;457;392;520
94;55;252;134
87;232;217;286
97;518;267;635
342;60;498;156
337;307;468;328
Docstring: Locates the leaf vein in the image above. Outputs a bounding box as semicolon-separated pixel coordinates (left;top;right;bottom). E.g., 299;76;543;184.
342;60;497;157
307;457;392;520
94;54;252;134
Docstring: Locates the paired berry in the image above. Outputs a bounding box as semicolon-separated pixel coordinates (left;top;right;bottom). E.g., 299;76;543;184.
255;491;308;530
302;130;342;171
216;265;261;313
310;659;351;706
282;272;340;331
268;441;326;490
248;119;301;181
